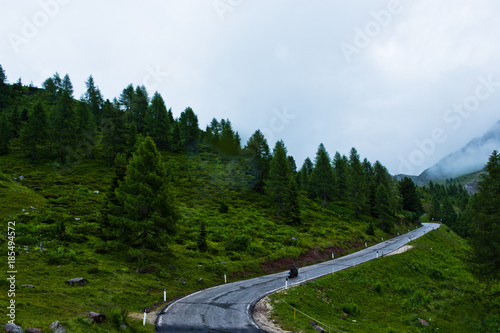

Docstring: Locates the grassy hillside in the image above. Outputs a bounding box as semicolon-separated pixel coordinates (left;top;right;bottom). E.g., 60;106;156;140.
269;226;500;332
0;138;415;332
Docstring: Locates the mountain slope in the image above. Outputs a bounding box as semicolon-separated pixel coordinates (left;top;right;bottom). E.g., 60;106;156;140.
418;120;500;183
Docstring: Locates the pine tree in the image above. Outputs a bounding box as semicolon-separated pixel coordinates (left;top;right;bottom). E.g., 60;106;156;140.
284;176;301;225
267;140;290;216
333;152;348;200
399;177;424;219
376;183;393;232
131;85;149;133
298;158;313;192
0;64;9;110
9;107;20;138
51;89;77;163
245;130;270;193
429;195;441;221
197;221;208;252
467;150;500;279
113;136;179;249
102;100;133;165
347;147;367;218
84;75;104;125
309;143;334;205
20;101;48;160
144;92;171;150
179;107;199;150
441;196;457;228
119;84;134;112
0;112;11;155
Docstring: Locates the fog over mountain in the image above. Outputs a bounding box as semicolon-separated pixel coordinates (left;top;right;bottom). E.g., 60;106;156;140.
417;120;500;182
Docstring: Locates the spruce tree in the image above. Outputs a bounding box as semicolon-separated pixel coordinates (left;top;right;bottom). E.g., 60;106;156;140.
441;196;457;228
333;152;348;200
284;176;301;225
245;130;270;193
309;143;334;205
376;183;393;232
113;136;179;249
298;158;313;192
20;101;48;160
144;92;171;150
267;140;290;216
51;89;77;163
0;112;11;155
347;147;367;218
84;75;104;125
467;150;500;279
429;195;441;221
399;177;424;218
179;107;199;150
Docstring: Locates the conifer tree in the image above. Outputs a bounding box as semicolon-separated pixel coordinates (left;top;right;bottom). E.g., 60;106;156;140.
267;140;290;216
284;176;301;225
131;85;149;133
51;87;77;163
333;152;348;200
119;84;134;112
245;130;270;193
10;107;20;138
0;112;11;155
179;107;199;150
20;101;48;160
376;183;393;232
144;92;171;150
441;196;457;227
467;150;500;279
309;143;334;205
102;100;133;165
347;147;367;218
84;75;104;125
298;158;313;192
113;136;179;249
429;195;441;221
399;177;424;219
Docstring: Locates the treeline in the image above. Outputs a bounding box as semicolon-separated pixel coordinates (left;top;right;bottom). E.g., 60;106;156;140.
0;64;423;231
420;180;470;236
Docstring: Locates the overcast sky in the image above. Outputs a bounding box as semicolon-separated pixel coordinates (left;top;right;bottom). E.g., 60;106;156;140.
2;0;500;175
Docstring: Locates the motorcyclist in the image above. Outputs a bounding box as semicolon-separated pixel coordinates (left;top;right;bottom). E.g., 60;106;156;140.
289;264;298;278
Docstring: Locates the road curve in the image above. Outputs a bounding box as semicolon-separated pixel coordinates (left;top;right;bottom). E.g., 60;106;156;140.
156;223;440;332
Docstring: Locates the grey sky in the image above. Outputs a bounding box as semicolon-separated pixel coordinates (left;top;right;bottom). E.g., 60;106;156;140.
2;0;500;175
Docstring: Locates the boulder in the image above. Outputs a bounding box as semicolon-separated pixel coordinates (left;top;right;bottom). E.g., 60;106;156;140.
3;324;24;333
65;278;87;286
88;312;106;323
48;321;66;333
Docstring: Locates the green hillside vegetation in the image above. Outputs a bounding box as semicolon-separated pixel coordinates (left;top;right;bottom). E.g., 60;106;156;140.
270;226;500;333
0;64;497;332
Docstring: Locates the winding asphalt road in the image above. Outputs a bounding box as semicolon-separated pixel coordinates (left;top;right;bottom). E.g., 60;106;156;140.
156;223;440;332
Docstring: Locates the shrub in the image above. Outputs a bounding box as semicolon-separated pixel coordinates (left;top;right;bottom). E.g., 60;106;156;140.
342;303;360;316
219;202;229;213
226;234;251;252
366;223;375;236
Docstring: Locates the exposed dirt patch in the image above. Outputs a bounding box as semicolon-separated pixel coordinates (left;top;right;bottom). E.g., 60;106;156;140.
386;245;414;256
260;240;363;274
253;296;292;333
128;301;165;325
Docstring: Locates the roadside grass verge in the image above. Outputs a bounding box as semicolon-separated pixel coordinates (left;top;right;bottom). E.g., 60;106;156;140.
270;227;500;332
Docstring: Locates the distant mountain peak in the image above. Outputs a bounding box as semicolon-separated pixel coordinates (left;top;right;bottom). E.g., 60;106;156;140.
417;120;500;183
